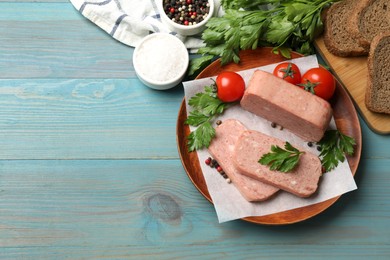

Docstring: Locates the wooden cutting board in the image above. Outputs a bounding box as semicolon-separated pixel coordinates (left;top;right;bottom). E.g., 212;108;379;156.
315;36;390;134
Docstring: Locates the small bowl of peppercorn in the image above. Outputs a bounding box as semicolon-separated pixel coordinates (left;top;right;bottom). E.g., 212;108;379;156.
159;0;214;36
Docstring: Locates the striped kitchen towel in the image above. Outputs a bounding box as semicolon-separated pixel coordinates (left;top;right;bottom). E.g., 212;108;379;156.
69;0;221;50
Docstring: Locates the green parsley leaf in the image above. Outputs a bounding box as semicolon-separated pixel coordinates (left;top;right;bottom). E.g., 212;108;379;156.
258;142;304;173
188;89;227;116
185;110;209;127
189;0;338;76
266;16;295;46
185;84;231;152
187;121;216;152
272;46;292;59
204;85;217;97
188;55;214;78
317;130;356;172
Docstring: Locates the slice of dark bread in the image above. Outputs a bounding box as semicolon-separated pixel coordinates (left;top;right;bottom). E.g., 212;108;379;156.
365;33;390;114
349;0;390;51
324;0;368;57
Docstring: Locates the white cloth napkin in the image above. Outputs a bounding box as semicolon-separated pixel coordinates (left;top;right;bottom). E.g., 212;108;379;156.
69;0;222;50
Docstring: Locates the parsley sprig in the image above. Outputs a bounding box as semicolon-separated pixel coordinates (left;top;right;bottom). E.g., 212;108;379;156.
258;142;304;173
189;0;338;76
317;130;356;172
185;85;230;152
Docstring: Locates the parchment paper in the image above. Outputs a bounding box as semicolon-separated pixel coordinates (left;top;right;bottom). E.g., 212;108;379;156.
183;55;357;223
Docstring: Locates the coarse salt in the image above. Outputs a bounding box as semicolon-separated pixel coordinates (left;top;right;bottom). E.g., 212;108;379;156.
133;33;189;87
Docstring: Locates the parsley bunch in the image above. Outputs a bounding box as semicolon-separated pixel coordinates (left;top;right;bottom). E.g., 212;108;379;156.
189;0;339;76
185;85;230;152
259;142;304;173
317;130;356;172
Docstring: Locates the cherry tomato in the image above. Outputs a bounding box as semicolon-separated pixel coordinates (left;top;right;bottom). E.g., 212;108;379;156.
273;62;302;85
300;67;336;101
216;71;245;103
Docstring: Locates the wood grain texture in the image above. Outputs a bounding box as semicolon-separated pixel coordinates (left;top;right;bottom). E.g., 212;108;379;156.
315;36;390;134
0;159;389;258
0;3;133;79
0;79;184;159
0;1;389;259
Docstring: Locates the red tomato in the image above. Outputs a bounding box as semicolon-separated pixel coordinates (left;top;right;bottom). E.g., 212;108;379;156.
273;62;302;85
216;71;245;102
300;67;336;101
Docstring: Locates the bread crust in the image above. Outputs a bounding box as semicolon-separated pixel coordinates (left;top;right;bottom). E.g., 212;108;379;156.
365;32;390;114
365;34;376;112
349;0;390;52
347;0;373;51
323;0;368;57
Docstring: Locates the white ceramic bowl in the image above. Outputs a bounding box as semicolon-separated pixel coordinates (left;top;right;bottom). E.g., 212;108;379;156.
158;0;214;36
133;33;189;90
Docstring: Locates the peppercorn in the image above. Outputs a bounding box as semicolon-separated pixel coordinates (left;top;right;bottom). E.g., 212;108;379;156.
216;120;222;125
271;122;277;128
163;0;210;26
205;157;211;165
307;142;313;147
210;159;217;168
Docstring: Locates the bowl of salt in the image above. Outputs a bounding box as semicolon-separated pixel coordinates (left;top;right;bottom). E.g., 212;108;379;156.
133;33;189;90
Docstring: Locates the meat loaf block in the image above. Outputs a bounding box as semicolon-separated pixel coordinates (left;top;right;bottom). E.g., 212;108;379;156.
208;119;279;202
233;130;322;198
240;70;333;142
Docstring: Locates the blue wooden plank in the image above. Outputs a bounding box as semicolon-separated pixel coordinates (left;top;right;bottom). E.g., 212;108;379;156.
0;78;184;159
360;118;390;159
0;3;135;79
0;3;76;21
1;245;389;259
0;159;389;258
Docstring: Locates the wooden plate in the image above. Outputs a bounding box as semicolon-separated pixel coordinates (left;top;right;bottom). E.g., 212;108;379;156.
176;47;362;225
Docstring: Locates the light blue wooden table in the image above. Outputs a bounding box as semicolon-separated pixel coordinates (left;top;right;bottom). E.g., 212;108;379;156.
0;1;389;259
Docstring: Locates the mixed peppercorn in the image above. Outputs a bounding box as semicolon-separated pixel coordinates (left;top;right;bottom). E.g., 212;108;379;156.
163;0;210;26
205;157;231;183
